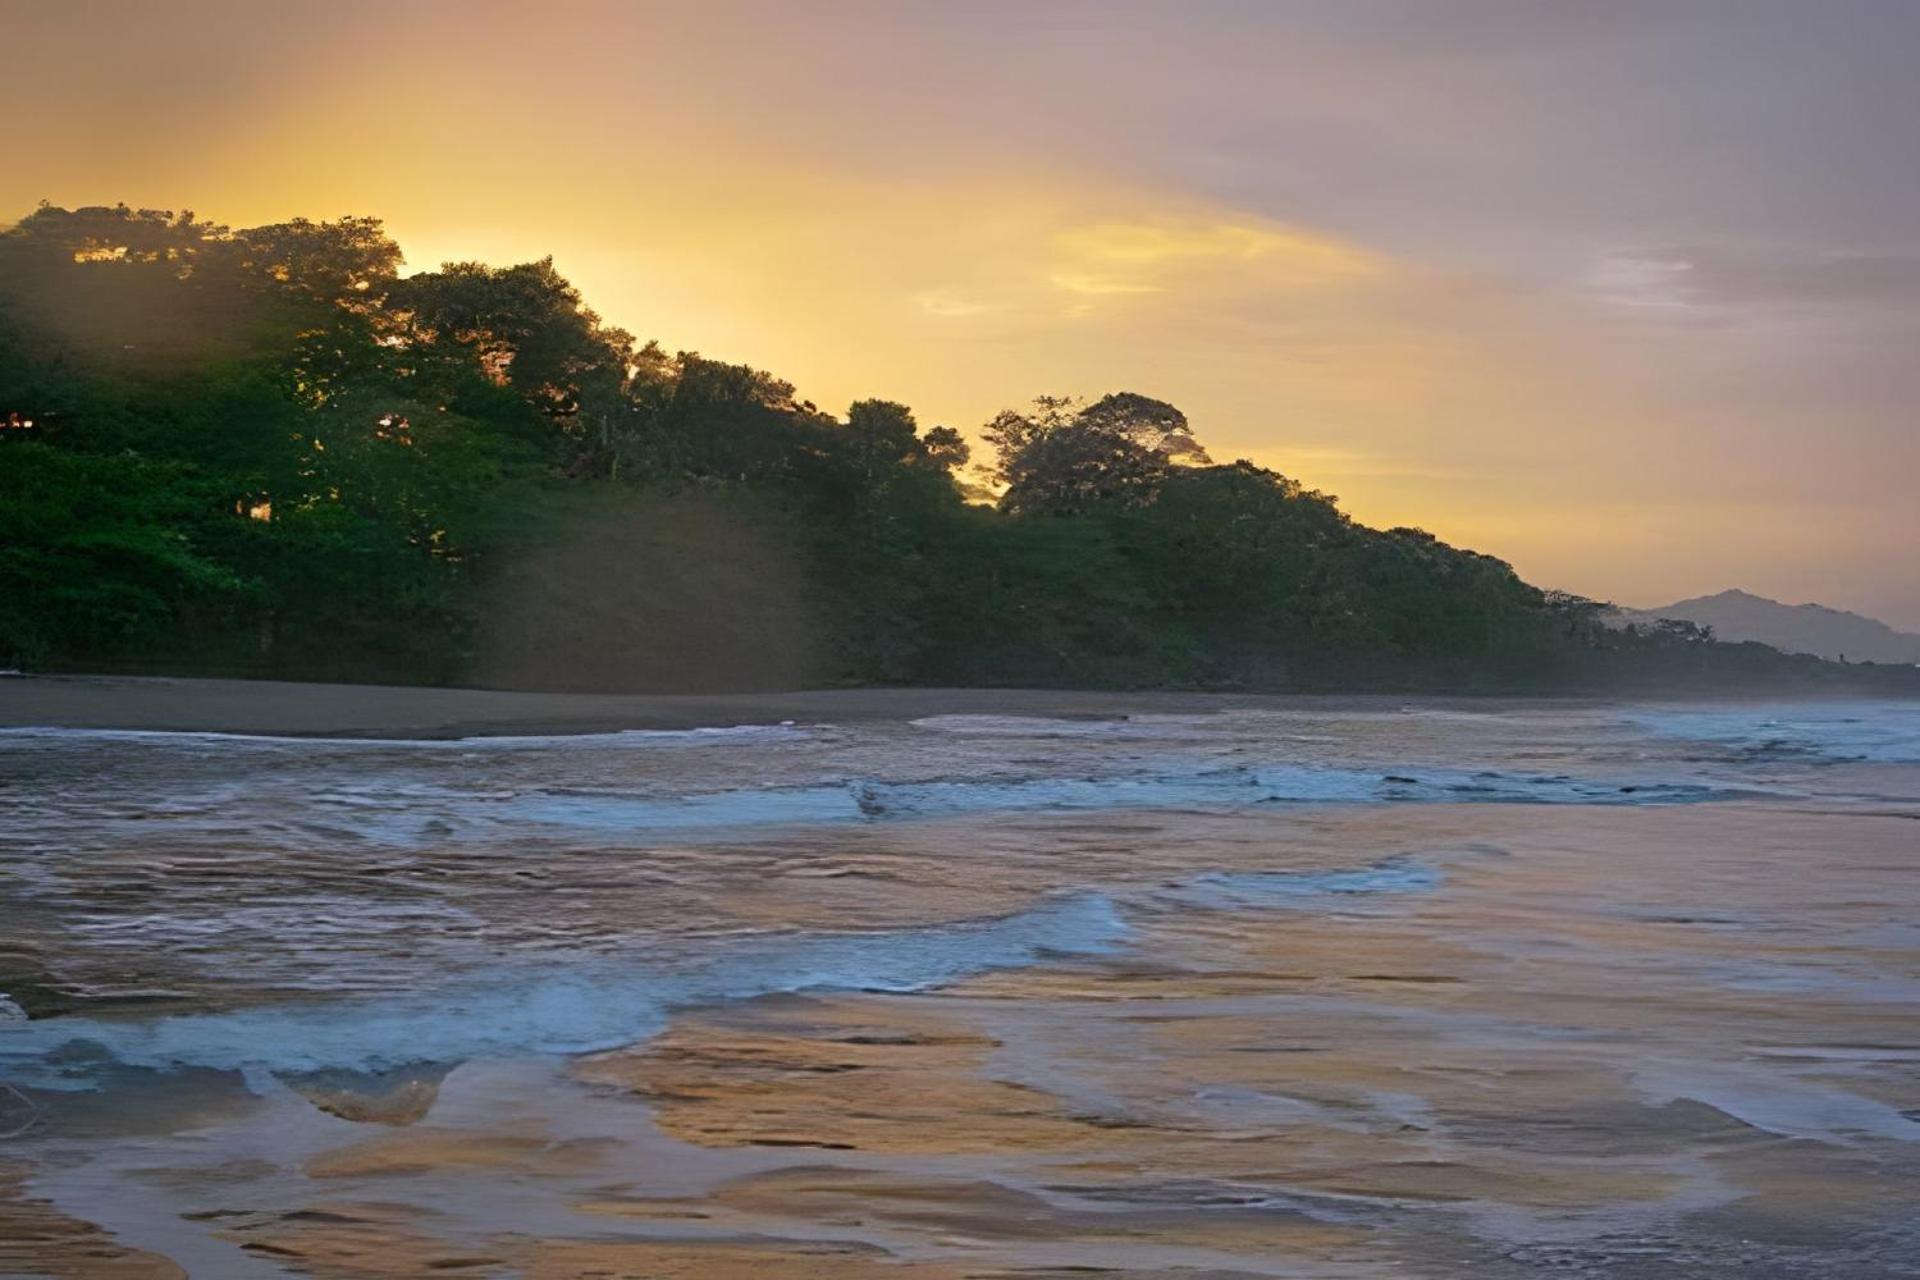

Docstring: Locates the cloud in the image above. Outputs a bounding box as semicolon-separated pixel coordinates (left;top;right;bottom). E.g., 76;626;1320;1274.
8;0;1918;625
889;206;1397;333
1046;219;1381;305
914;289;997;318
1055;221;1348;265
1047;271;1165;297
1592;245;1920;315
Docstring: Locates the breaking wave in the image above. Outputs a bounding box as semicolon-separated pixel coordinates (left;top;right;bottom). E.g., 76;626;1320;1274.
3;892;1128;1081
1628;702;1920;764
1;852;1450;1081
307;764;1774;843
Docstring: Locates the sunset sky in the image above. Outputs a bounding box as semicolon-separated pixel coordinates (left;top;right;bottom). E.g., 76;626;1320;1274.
8;0;1918;626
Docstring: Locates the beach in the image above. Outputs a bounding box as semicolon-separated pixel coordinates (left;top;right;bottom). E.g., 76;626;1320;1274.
0;674;1598;738
1;680;1916;1277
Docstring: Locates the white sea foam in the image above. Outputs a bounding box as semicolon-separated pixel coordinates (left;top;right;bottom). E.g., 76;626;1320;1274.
0;850;1462;1081
908;707;1510;738
1634;1063;1920;1144
1628;701;1920;764
332;765;1772;842
1154;857;1446;910
0;892;1131;1080
908;713;1232;739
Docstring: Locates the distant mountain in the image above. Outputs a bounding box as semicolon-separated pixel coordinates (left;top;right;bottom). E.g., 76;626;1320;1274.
1611;589;1920;664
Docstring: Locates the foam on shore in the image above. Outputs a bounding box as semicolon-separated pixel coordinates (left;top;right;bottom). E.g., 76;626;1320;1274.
0;854;1452;1081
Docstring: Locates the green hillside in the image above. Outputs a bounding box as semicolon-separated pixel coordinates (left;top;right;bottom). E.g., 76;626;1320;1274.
3;202;1911;695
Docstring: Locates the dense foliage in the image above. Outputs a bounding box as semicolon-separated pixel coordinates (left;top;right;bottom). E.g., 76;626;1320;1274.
2;202;1908;693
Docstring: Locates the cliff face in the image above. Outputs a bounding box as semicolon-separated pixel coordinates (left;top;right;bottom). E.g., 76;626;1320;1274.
1613;589;1920;664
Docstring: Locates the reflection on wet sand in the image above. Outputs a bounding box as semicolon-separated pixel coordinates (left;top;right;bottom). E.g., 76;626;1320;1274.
0;1165;186;1280
3;703;1918;1276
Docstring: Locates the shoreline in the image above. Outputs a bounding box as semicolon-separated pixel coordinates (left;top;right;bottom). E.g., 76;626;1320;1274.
0;672;1892;739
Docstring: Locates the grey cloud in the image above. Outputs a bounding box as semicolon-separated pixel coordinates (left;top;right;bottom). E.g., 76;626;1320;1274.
1670;245;1920;309
1595;245;1920;314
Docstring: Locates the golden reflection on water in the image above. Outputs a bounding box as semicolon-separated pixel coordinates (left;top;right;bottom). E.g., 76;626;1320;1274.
9;802;1918;1277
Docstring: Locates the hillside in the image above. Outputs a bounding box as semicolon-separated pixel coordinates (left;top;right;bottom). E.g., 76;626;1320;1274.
1614;589;1920;665
3;201;1915;696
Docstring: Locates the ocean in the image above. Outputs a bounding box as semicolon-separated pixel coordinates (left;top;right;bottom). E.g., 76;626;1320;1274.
2;698;1916;1276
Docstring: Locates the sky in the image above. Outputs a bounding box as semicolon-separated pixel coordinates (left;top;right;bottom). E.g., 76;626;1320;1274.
6;0;1919;625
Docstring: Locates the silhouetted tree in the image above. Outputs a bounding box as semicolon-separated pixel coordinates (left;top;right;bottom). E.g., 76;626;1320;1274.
921;425;970;472
392;258;636;442
226;216;402;302
10;202;223;264
4;199;1903;696
986;392;1209;516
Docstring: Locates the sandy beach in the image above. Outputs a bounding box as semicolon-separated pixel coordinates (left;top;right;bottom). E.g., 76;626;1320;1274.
0;673;1596;738
13;4;1919;1274
2;684;1916;1278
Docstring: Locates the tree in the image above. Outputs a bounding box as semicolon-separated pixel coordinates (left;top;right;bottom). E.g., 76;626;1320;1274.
0;444;253;664
921;425;970;472
225;216;402;302
980;394;1079;474
6;197;1903;697
623;353;814;481
843;401;971;482
1654;617;1715;644
986;392;1209;516
1130;461;1347;611
9;202;224;264
845;399;920;465
391;258;635;440
1076;392;1208;462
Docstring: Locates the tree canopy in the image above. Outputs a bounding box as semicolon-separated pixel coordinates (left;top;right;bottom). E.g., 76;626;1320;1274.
1;200;1903;695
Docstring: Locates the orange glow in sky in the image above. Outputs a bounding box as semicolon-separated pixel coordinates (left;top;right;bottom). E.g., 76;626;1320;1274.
6;1;1918;624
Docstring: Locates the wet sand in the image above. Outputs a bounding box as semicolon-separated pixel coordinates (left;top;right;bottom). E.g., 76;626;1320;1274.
0;673;1591;738
10;805;1918;1277
2;690;1916;1277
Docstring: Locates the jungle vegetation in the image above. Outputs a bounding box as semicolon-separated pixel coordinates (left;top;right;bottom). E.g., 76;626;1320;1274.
3;202;1907;694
